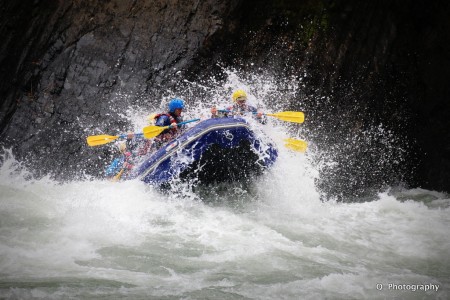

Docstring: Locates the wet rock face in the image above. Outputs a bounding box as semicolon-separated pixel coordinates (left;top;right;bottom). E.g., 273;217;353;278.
186;0;450;197
0;0;236;178
0;0;449;197
310;1;450;196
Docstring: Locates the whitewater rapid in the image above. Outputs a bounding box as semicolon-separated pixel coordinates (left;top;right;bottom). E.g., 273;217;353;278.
0;143;449;299
1;70;449;299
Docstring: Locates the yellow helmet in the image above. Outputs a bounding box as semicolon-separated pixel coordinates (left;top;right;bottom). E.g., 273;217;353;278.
232;89;247;102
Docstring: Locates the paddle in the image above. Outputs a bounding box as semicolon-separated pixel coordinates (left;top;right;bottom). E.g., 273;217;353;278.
87;119;201;147
86;133;143;147
263;111;304;123
112;168;125;182
284;138;308;153
143;118;200;139
218;109;304;124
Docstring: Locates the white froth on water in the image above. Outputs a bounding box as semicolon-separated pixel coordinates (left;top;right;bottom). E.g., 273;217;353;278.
1;145;449;299
1;71;449;299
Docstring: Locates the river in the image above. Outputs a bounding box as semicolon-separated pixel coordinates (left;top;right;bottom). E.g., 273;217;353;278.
1;71;449;299
0;141;449;299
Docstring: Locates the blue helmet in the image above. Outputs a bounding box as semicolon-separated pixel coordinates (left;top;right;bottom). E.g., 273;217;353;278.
168;98;185;112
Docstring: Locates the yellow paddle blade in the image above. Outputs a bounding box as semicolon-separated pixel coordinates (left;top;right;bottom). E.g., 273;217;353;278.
266;111;305;123
111;169;124;182
143;125;169;139
86;135;120;146
284;138;308;153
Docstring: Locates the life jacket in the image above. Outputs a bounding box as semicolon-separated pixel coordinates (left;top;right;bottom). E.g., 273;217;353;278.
227;104;257;116
105;157;123;177
153;113;177;125
105;151;133;179
154;113;177;131
153;112;183;139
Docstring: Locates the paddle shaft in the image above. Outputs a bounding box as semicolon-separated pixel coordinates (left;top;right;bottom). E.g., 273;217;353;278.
118;133;143;139
143;118;200;139
219;109;303;121
170;118;201;128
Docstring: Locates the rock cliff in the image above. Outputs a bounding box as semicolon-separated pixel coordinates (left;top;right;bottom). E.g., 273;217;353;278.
1;0;449;200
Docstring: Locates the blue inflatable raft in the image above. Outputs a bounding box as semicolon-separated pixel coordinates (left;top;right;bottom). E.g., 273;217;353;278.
130;117;278;187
